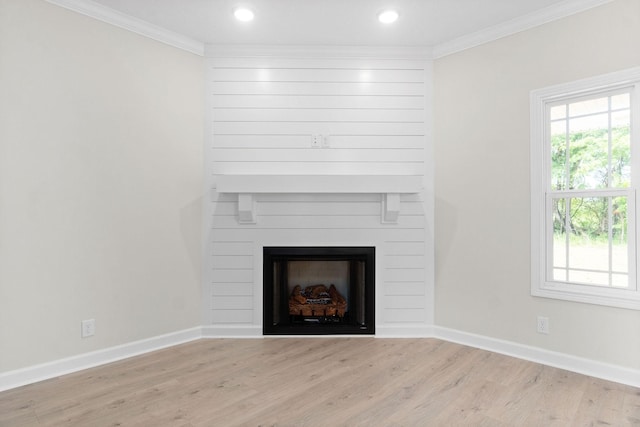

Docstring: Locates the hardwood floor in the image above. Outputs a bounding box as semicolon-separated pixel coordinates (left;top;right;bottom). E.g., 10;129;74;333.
1;338;639;426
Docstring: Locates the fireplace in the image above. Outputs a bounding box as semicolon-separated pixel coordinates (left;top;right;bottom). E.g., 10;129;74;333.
263;247;375;335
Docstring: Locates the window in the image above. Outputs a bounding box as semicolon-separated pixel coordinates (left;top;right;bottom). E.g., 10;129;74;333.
531;68;640;309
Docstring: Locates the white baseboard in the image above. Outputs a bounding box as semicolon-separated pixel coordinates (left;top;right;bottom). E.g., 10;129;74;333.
375;324;435;337
200;324;640;388
0;326;202;392
432;326;640;389
201;325;262;338
3;324;639;392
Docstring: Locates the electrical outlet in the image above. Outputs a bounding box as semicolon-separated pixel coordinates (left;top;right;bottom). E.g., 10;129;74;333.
311;134;323;148
321;135;330;148
81;319;95;338
537;316;549;334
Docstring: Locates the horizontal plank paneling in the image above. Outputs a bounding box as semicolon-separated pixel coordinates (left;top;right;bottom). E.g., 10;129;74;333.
211;68;426;83
206;55;430;327
212;82;424;96
384;242;426;255
384;308;427;323
211;94;425;110
248;201;425;216
209;58;426;70
385;255;426;269
384;282;427;296
210;227;426;244
256;201;380;216
211;242;254;256
384;295;427;309
211;269;254;283
212;148;423;163
212;135;426;149
211;255;253;270
211;215;425;229
212;199;424;217
212;296;253;310
212;108;425;123
211;309;253;323
213;121;425;136
212;162;423;175
384;268;426;283
212;283;253;296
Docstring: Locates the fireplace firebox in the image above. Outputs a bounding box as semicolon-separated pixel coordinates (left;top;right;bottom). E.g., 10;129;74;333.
263;247;375;335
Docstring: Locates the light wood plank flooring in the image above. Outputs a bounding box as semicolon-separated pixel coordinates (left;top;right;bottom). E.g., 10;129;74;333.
1;338;639;426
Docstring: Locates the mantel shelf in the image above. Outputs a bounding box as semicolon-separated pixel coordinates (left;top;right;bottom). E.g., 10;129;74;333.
215;174;423;194
214;174;423;225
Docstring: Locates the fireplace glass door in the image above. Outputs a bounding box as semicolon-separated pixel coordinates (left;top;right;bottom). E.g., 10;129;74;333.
263;247;375;335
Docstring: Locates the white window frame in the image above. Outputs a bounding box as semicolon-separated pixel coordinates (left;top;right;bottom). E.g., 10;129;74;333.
531;67;640;310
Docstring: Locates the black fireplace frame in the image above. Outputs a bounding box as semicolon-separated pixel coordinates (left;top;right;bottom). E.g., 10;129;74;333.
263;246;375;335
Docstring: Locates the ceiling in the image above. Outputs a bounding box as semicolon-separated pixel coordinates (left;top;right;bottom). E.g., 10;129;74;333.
87;0;603;50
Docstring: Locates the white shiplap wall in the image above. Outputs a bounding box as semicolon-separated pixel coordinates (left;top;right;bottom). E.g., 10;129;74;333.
204;49;434;335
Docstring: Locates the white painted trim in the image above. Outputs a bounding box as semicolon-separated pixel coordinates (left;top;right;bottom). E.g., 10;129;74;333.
194;324;640;388
237;193;257;224
432;0;614;58
44;0;613;60
0;327;202;393
43;0;611;60
201;325;262;338
215;175;424;194
215;175;423;224
375;325;434;337
2;325;639;391
433;326;640;389
255;240;383;335
531;67;640;101
530;67;640;310
381;193;401;224
44;0;204;56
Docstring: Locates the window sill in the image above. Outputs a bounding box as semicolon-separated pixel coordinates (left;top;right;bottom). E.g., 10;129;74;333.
533;282;640;311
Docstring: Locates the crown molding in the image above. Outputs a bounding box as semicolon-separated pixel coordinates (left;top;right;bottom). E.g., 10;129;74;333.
205;44;433;60
45;0;205;56
45;0;613;61
432;0;614;59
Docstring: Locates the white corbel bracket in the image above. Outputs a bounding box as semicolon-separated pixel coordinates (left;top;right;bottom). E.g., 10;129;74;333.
237;193;257;224
216;175;422;225
381;193;401;224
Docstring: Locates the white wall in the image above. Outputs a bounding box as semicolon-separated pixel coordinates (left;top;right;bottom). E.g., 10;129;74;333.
434;0;640;369
6;0;636;385
0;0;204;373
204;52;434;332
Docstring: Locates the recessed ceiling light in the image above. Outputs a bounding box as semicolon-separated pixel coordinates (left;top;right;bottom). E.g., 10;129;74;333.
378;9;399;24
234;7;254;22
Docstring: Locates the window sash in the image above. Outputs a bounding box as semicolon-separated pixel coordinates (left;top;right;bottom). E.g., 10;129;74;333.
544;189;636;291
545;88;632;193
530;67;640;310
